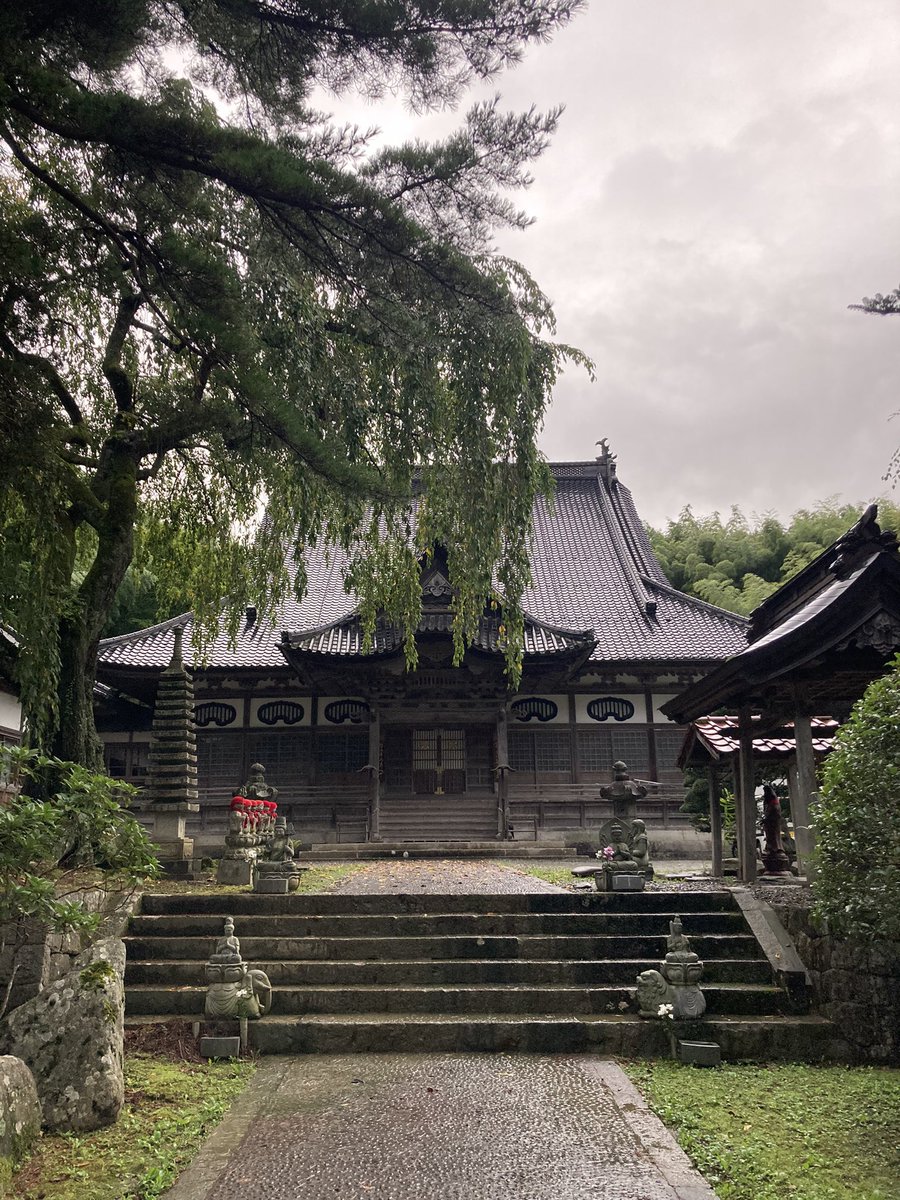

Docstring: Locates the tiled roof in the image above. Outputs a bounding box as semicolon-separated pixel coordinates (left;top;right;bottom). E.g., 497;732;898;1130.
680;715;838;766
286;612;590;658
98;459;748;672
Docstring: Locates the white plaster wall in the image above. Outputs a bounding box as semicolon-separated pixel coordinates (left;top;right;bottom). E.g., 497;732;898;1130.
0;688;22;737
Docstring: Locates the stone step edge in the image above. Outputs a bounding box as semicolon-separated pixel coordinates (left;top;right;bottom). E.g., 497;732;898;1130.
124;955;770;967
129;981;782;996
125;1012;831;1028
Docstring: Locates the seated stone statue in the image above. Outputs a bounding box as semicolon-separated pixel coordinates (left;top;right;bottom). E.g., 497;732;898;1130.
630;819;654;879
204;917;272;1020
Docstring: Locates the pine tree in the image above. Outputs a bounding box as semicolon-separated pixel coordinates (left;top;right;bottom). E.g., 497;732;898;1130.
0;0;585;763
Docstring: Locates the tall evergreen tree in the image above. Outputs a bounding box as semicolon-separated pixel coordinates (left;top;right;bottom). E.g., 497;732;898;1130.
0;0;585;764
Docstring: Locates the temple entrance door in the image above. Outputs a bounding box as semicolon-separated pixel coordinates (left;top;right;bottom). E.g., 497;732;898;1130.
412;728;466;795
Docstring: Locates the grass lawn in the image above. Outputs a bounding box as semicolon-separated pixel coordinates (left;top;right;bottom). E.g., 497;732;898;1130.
11;1054;254;1200
144;861;363;895
626;1061;900;1200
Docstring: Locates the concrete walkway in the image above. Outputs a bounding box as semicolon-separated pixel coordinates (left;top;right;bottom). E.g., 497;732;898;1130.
163;1055;718;1200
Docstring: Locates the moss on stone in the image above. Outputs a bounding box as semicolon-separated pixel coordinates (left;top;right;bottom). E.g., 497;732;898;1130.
78;960;116;993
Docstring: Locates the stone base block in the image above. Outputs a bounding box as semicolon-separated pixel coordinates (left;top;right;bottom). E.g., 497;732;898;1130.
217;859;254;886
153;838;195;860
677;1040;721;1067
254;877;290;894
611;874;645;892
199;1036;242;1059
157;858;207;880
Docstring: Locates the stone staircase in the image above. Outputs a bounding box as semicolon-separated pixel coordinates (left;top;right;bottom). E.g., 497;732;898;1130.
124;891;847;1059
376;793;499;841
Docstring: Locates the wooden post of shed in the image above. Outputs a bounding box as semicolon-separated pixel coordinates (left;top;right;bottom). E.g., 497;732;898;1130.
707;764;723;878
792;711;818;879
495;707;510;840
737;706;757;882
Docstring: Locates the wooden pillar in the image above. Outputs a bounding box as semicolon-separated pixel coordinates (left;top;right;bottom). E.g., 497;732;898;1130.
737;706;757;882
792;712;818;879
707;764;723;878
495;707;510;840
368;708;381;842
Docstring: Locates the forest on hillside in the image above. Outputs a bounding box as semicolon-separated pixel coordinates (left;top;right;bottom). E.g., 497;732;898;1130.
646;498;900;617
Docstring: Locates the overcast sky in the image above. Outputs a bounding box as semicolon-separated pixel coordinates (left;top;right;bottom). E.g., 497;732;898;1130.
328;0;900;529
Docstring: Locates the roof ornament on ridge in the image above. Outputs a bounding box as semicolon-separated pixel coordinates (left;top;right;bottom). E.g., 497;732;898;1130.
595;438;617;485
828;503;898;578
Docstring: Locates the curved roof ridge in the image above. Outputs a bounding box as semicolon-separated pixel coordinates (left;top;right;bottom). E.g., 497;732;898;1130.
99;610;192;648
643;576;750;627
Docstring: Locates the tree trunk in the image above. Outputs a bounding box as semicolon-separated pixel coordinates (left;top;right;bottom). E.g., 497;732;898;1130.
52;446;139;768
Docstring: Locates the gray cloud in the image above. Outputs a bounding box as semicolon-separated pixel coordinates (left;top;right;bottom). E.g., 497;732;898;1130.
322;0;900;528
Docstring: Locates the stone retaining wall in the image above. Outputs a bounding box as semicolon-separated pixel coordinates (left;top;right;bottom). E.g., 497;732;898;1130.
768;896;900;1064
0;888;139;1017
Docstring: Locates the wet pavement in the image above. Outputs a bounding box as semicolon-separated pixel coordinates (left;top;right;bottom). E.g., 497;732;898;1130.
163;1054;719;1200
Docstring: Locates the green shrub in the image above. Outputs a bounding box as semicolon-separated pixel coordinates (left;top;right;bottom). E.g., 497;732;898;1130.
813;656;900;941
0;745;160;1017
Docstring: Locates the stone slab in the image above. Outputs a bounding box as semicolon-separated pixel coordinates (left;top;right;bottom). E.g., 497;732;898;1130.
611;874;646;891
677;1040;722;1067
253;877;290;894
199;1037;241;1060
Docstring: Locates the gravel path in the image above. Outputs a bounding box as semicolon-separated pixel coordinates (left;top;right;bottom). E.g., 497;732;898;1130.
332;858;568;894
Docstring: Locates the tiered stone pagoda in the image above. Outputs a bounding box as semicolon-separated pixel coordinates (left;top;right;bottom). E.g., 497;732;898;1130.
144;626;199;861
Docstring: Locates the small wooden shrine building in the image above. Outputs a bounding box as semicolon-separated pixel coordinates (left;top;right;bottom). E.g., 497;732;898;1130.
94;448;748;847
663;505;900;880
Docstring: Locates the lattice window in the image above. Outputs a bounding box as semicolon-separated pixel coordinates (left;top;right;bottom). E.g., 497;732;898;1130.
577;728;613;773
246;731;312;781
535;730;572;773
655;728;687;773
508;729;535;774
316;731;368;775
610;729;650;774
197;733;244;791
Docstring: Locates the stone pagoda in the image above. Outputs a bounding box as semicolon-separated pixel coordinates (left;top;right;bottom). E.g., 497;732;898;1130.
144;626;199;865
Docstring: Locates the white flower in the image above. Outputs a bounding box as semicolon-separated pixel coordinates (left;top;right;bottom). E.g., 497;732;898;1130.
657;1003;675;1020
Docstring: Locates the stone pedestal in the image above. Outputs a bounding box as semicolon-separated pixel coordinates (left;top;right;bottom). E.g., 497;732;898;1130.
147;801;199;859
610;873;645;892
255;876;290;894
217;859;254;886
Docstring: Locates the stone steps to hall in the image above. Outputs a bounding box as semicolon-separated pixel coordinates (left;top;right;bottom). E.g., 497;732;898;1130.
122;888;853;1059
127;956;773;986
127;981;786;1017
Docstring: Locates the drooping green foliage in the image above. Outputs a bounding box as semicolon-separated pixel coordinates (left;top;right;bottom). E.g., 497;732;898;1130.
813;656;900;942
648;499;900;616
0;0;587;764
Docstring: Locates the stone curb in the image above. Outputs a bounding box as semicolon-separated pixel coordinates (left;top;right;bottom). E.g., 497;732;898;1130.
576;1059;720;1200
161;1059;291;1200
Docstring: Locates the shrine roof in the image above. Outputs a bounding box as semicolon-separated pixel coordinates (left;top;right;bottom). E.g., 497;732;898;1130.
97;456;748;674
677;715;839;768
